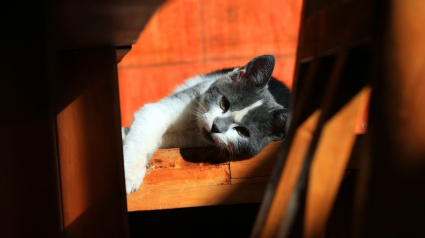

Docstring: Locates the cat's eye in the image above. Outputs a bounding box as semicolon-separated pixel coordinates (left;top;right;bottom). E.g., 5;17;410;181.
234;127;250;137
220;97;230;113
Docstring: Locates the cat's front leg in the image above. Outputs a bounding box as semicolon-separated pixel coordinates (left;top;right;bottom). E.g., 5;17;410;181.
123;103;170;194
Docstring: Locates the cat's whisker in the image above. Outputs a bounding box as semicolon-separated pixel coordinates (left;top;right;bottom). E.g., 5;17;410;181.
194;99;208;112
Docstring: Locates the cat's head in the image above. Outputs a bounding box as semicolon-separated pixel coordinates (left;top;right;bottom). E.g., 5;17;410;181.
196;55;288;156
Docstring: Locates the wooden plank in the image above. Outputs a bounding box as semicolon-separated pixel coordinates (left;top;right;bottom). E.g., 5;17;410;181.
230;141;284;179
259;110;321;238
304;87;371;238
128;182;268;211
144;167;230;187
56;48;129;238
127;141;288;211
46;0;166;50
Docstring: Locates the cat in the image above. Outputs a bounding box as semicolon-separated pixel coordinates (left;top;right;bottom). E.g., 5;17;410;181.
123;54;290;194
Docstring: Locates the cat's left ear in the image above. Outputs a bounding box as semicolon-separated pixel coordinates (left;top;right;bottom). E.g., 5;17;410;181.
269;108;288;141
235;55;275;88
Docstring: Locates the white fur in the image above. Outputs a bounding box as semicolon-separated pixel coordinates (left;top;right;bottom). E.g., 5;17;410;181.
232;100;263;123
123;74;218;194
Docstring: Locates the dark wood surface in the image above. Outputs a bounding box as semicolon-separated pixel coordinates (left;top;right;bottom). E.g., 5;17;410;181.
0;0;164;237
54;48;128;238
252;0;425;237
364;0;425;237
45;0;166;50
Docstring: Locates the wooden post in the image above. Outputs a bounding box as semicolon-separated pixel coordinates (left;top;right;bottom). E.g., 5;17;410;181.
54;48;129;238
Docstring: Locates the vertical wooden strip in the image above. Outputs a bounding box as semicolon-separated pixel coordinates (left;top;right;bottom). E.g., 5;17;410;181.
55;48;129;238
251;57;319;238
259;110;321;238
304;87;371;238
272;51;349;238
364;0;425;236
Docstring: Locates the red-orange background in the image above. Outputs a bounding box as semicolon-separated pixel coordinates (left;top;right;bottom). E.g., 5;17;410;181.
118;0;303;127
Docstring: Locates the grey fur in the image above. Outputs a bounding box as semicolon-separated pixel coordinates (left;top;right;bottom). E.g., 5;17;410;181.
195;55;289;156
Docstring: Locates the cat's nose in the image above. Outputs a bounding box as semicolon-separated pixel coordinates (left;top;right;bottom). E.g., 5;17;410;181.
211;123;220;133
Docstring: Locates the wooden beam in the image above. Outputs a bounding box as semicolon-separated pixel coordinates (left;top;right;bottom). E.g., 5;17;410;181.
259;110;321;238
304;87;371;238
55;48;129;238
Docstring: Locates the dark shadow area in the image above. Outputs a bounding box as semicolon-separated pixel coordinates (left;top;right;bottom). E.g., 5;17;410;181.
179;146;252;164
128;203;260;238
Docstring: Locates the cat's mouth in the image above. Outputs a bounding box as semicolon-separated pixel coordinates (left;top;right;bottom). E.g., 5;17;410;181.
201;127;216;144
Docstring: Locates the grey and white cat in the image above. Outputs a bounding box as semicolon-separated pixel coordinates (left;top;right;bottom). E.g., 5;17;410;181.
123;55;290;194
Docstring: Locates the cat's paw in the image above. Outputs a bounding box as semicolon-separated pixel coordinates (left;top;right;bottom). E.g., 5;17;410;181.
125;166;147;195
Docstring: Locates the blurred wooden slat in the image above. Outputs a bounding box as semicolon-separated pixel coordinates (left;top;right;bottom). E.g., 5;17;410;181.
257;50;348;238
259;110;321;238
304;87;371;238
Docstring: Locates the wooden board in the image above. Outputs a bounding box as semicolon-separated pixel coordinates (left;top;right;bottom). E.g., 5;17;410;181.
127;141;284;211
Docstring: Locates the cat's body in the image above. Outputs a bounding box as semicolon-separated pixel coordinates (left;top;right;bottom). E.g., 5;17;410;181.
123;55;290;194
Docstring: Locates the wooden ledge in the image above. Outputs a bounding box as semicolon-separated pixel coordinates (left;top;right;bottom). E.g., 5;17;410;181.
127;141;284;211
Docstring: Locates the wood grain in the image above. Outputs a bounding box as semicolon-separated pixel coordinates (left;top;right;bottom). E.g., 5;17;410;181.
128;182;268;211
202;0;302;60
127;141;286;211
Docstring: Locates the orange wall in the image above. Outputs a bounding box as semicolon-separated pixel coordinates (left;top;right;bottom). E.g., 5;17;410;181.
118;0;303;127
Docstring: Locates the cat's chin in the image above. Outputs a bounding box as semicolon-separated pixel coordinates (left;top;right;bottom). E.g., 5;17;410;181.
201;127;216;145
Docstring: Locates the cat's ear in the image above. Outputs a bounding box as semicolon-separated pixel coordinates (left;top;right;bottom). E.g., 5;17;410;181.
269;108;288;141
235;55;275;88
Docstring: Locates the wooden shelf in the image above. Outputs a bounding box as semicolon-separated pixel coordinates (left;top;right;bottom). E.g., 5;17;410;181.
127;141;284;211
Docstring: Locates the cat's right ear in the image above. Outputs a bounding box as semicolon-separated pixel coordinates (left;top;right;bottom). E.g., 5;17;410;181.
234;55;275;88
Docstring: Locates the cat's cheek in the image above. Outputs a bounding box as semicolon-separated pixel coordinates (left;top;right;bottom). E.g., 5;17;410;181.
225;129;240;144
